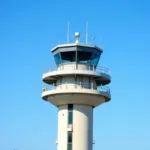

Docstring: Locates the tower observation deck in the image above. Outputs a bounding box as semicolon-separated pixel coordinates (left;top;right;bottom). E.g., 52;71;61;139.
42;32;111;150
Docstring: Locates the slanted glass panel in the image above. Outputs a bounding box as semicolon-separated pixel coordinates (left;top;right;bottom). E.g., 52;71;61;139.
68;111;73;124
68;132;72;143
54;53;61;65
78;51;92;64
68;144;72;150
90;53;100;66
61;51;76;63
77;48;101;66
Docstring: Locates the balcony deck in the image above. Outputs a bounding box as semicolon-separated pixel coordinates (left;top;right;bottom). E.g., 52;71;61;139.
43;65;111;86
42;84;111;107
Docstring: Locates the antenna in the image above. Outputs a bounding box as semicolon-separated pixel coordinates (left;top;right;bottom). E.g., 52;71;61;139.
92;37;96;40
67;21;70;43
86;21;88;44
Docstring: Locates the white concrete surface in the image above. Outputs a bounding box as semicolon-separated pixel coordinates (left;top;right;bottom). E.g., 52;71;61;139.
58;105;68;150
73;105;93;150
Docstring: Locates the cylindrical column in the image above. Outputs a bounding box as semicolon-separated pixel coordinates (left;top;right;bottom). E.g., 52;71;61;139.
73;105;93;150
57;105;68;150
57;104;93;150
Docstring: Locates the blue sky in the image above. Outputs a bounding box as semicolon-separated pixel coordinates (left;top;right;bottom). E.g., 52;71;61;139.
0;0;150;150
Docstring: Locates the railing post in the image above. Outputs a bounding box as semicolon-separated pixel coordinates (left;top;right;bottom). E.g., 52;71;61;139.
80;82;81;88
100;84;102;92
102;67;104;73
74;64;76;70
42;87;47;92
60;83;62;89
91;82;93;89
75;80;77;89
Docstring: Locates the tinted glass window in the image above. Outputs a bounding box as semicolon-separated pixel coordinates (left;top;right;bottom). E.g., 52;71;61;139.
77;51;92;63
68;132;72;143
61;51;76;63
68;104;73;110
68;144;72;150
90;53;100;66
77;51;100;66
54;53;61;65
68;112;73;124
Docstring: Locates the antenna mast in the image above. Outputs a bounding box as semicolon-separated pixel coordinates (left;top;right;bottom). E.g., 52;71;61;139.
67;21;70;43
86;21;88;44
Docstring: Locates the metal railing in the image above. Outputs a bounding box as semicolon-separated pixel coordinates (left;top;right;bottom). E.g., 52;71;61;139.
43;64;110;75
96;66;110;75
42;83;110;94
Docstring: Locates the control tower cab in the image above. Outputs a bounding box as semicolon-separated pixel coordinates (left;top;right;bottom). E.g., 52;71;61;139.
42;32;111;150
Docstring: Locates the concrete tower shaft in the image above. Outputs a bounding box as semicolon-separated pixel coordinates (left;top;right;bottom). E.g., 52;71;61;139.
42;34;111;150
57;105;93;150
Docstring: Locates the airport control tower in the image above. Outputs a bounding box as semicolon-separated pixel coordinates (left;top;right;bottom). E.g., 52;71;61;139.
42;32;111;150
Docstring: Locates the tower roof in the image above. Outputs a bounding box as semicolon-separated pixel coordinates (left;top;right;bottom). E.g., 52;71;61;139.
51;43;103;53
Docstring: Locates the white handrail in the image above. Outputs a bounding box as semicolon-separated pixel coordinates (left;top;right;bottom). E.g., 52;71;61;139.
42;83;110;94
96;66;110;75
43;64;110;75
